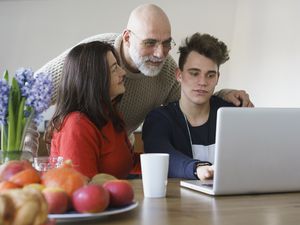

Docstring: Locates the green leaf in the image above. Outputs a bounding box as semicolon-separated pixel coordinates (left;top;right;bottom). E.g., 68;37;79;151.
15;97;26;150
3;70;9;82
7;78;22;151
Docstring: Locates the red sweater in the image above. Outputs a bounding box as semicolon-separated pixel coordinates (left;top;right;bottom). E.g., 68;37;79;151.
50;112;134;179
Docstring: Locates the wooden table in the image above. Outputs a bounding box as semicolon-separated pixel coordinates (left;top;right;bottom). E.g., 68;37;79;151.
60;179;300;225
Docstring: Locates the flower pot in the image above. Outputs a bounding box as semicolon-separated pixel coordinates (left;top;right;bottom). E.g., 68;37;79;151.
0;150;34;165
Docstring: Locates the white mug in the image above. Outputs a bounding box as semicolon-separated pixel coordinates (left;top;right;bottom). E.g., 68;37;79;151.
140;153;169;198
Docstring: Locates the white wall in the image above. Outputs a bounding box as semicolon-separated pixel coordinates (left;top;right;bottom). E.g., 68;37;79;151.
1;0;300;130
228;0;300;107
0;0;237;73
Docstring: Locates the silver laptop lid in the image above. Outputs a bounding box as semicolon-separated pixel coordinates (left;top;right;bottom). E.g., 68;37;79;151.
213;107;300;195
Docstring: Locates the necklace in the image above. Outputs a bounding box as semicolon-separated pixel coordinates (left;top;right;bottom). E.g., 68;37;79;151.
183;114;194;154
179;100;212;157
179;101;194;152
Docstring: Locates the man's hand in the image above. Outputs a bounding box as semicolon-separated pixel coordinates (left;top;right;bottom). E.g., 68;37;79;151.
196;165;214;181
217;89;254;107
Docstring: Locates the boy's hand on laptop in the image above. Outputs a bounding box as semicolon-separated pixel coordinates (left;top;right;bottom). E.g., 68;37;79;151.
196;165;214;181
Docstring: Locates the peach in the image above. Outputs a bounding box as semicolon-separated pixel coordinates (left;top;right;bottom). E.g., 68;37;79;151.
9;168;41;187
42;187;69;214
0;160;32;181
103;180;134;207
72;184;109;213
41;166;88;197
0;180;21;192
89;173;117;185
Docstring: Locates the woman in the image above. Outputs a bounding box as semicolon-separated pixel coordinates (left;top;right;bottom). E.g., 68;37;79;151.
46;41;136;179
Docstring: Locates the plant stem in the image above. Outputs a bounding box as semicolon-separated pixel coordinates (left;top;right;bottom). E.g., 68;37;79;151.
1;124;8;150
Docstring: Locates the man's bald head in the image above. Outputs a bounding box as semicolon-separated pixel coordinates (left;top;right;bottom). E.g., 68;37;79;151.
122;4;172;76
127;4;171;38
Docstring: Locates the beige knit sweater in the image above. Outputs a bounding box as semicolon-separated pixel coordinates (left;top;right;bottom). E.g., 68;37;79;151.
37;33;180;133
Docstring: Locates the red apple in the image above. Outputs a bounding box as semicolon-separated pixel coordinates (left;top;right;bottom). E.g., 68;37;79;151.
72;184;109;213
103;180;134;207
0;160;32;181
43;187;69;214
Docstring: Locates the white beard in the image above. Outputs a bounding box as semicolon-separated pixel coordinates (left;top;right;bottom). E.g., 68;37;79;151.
128;44;166;77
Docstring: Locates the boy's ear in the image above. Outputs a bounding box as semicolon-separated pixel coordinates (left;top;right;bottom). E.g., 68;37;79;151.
216;72;220;85
175;68;182;82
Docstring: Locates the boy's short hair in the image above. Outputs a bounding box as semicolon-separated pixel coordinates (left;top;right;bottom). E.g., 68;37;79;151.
178;33;229;70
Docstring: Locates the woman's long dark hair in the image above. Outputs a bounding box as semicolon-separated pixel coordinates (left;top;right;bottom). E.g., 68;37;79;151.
45;41;125;145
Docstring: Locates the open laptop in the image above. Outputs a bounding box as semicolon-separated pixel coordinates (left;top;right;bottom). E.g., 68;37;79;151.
180;107;300;195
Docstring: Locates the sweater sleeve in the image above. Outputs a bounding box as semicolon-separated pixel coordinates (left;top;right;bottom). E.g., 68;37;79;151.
142;109;199;179
51;115;101;178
